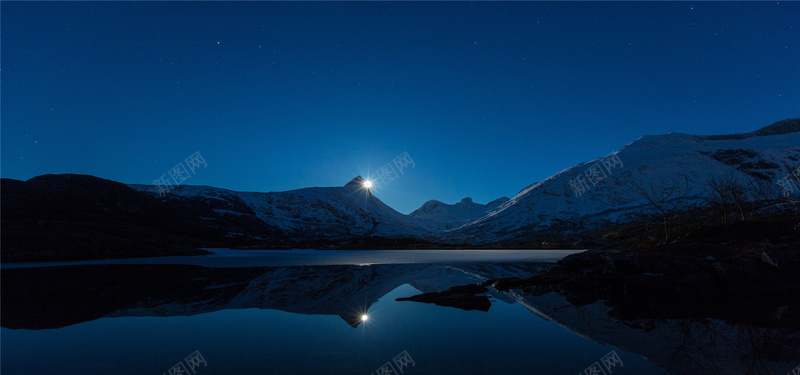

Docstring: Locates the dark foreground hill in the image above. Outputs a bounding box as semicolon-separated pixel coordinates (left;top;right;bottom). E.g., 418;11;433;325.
1;174;280;261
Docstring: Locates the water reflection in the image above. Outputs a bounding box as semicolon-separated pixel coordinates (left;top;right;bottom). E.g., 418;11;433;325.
2;262;798;374
1;262;547;330
512;291;800;375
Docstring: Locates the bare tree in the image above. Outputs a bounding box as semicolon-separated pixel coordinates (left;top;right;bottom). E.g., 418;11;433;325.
747;178;780;209
630;175;693;245
705;174;733;226
705;172;752;225
728;177;750;221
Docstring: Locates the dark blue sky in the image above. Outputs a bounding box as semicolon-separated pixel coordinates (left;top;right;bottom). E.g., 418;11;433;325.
3;2;798;213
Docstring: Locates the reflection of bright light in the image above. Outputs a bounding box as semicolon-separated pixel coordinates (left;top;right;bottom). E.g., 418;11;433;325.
363;180;373;189
361;314;369;322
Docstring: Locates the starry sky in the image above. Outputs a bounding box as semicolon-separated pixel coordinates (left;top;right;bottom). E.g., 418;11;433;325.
2;1;798;213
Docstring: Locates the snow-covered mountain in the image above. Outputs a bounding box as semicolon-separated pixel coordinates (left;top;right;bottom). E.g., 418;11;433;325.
131;176;436;241
409;197;510;229
450;118;800;243
127;118;799;245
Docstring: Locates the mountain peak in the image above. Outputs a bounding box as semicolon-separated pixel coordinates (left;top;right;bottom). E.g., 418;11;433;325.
459;197;474;205
344;176;366;189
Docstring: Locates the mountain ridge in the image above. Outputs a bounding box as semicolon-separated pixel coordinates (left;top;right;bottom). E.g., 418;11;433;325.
3;118;798;260
449;118;800;243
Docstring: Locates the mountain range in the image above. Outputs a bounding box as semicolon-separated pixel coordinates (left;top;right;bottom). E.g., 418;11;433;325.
2;118;798;261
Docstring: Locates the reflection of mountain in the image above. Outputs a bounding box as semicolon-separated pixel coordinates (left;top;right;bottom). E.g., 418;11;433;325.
390;277;800;374
505;290;800;375
5;262;797;374
0;262;546;330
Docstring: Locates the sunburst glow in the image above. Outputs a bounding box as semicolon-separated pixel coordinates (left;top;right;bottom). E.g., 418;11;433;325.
363;180;373;189
361;314;369;322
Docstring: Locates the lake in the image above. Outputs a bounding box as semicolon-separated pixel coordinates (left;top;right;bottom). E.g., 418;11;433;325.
2;249;796;375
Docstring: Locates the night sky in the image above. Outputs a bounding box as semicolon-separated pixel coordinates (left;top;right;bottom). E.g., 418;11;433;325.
2;2;798;213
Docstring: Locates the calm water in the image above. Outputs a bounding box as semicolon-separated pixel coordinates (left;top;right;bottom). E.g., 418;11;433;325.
2;250;796;375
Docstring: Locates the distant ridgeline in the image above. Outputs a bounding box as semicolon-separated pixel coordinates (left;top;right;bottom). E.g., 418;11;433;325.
2;118;799;261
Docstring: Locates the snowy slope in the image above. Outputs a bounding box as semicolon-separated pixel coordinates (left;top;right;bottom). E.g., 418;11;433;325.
452;118;800;243
409;197;510;229
131;176;436;240
129;118;799;244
